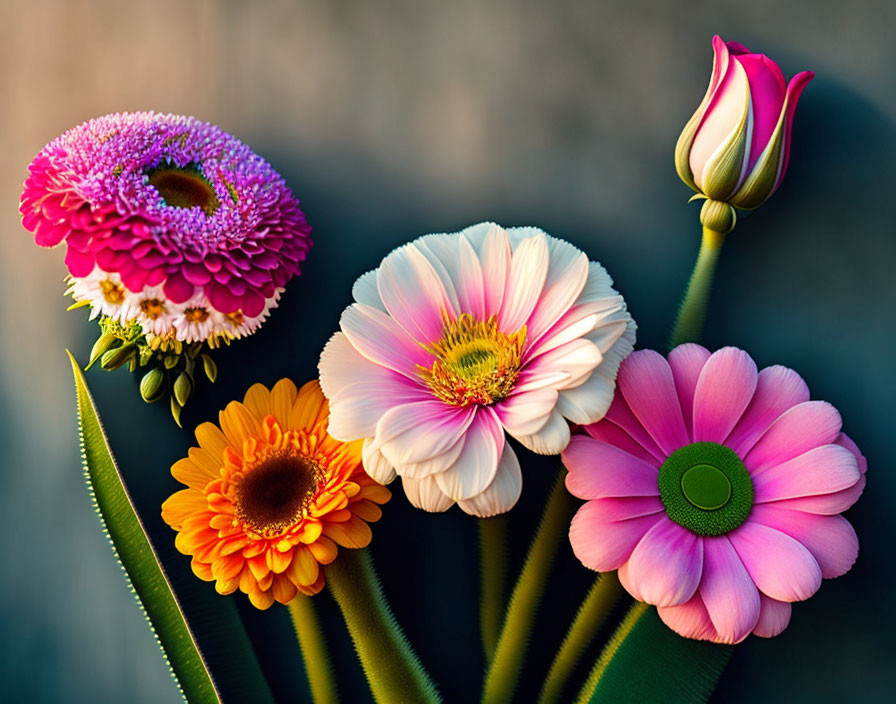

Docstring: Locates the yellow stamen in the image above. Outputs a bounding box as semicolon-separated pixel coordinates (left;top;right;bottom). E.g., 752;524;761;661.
184;306;210;323
139;297;166;320
100;279;125;305
419;313;526;407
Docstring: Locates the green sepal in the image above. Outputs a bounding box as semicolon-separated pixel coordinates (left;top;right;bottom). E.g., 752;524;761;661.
170;395;184;428
101;342;136;371
173;371;193;407
140;368;166;403
729;102;789;209
88;332;119;370
699;75;751;201
201;354;218;383
581;604;732;703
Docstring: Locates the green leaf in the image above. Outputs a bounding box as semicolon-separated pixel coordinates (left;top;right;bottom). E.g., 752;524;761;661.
68;351;273;704
581;602;732;703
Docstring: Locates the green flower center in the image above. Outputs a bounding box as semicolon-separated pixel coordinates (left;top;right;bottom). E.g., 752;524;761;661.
147;164;220;215
657;442;753;536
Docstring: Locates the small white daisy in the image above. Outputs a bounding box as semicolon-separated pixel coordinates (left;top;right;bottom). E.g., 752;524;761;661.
67;266;129;322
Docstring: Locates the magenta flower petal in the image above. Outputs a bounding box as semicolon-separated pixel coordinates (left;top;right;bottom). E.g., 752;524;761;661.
618;520;703;607
752;595;792;639
750;505;859;579
569;503;663;572
563;435;660;500
583;420;659;465
617;350;689;455
667;342;711;436
725;365;810;456
728;521;822;602
602;394;666;463
692;347;758;444
752;445;860;503
699;537;761;644
744;401;842;473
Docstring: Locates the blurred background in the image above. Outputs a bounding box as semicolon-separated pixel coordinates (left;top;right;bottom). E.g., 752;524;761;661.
1;0;894;701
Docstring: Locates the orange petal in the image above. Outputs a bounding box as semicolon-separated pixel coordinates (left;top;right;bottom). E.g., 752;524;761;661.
171;458;213;491
161;489;207;529
239;565;256;594
247;554;269;581
307;536;339;565
243;383;273;419
296;573;326;596
286;545;320;587
219;401;260;448
191;560;214;581
257;571;274;591
188;446;222;478
324;516;372;548
271;379;299;424
326;509;353;523
298;520;324;544
289;381;328;430
272;574;299;604
215;575;241;595
266;546;293;574
248;589;275;610
242;540;267;558
357;482;392;505
212;554;244;582
351;499;383;523
195;422;230;461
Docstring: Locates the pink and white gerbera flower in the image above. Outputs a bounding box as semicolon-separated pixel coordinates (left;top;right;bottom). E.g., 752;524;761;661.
319;222;636;517
563;345;866;644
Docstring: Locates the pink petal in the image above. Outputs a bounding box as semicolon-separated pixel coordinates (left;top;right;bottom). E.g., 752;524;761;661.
752;444;860;503
749;505;859;579
769;476;866;516
726;365;810;457
455;235;487;319
658;593;719;642
618;350;689;456
376;400;474;467
377;243;457;344
458;441;523;517
499;233;550;332
495;387;558;437
583;420;660;466
319;333;429;441
698;537;761;644
162;272;195;304
752;594;792;638
524;338;602;391
777;71;815;187
692;347;758;444
836;432;868;476
64;247;96;277
618;521;703;607
603;393;666;463
667;343;711;438
744;401;842;474
733;53;787;171
477;223;512;314
569;502;664;572
524;236;590;343
562;435;660;500
339;303;433;379
434;408;503;501
728;521;821;602
401;475;454;512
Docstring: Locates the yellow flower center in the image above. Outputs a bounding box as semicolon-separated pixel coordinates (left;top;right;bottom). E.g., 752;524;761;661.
234;452;323;536
184;306;210;323
419;313;526;407
147;163;220;215
226;311;245;327
100;279;125;304
139;297;166;319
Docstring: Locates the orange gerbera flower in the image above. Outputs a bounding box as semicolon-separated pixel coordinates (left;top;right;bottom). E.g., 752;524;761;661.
162;379;390;609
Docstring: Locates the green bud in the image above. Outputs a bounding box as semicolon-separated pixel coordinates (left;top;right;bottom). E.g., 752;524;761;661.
87;333;119;370
201;354;218;383
100;343;136;371
170;395;183;428
139;368;166;403
173;371;193;407
699;199;737;235
138;345;154;366
163;354;179;370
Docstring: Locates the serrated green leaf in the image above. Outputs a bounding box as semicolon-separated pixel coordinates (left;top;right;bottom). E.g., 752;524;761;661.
582;603;732;703
68;351;273;704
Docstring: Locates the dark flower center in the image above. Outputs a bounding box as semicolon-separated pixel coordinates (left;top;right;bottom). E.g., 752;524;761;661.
147;164;220;215
235;453;321;535
657;442;753;536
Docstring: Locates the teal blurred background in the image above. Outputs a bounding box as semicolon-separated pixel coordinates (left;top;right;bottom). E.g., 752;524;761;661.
1;0;894;701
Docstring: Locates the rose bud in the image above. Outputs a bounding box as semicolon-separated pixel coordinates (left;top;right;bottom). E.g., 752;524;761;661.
675;35;814;232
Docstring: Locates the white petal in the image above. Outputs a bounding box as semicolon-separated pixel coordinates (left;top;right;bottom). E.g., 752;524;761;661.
496;387;559;437
512;409;571;455
352;269;386;311
499;233;550;332
362;438;397;484
556;370;617;425
377;401;474;467
434;409;504;500
402;475;455;512
459;442;523;517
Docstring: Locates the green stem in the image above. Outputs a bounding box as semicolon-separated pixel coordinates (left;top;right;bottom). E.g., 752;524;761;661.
537;573;625;704
288;595;338;704
481;474;574;704
669;226;727;348
479;515;509;662
326;549;441;704
574;600;649;704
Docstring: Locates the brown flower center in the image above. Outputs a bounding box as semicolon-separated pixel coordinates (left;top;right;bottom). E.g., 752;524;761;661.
139;297;166;319
100;279;125;304
147;164;220;215
184;306;210;323
234;453;321;535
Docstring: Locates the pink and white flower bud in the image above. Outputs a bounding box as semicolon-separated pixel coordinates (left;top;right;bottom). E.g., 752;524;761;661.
675;36;814;211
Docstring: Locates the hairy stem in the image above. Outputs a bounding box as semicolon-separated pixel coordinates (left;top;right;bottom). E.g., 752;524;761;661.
669;226;727;348
288;595;338;704
479;515;509;662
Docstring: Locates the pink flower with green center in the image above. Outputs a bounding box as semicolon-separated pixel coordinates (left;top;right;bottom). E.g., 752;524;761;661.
563;344;865;644
319;222;636;516
20;112;311;320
